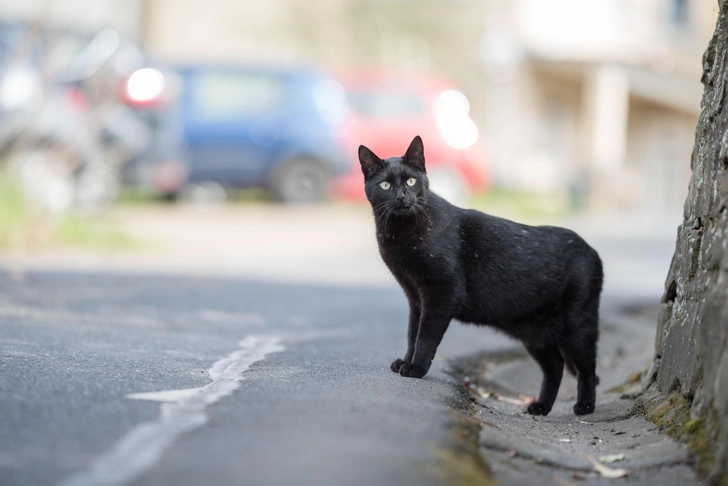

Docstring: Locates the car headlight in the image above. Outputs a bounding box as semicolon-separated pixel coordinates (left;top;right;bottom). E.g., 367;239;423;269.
125;68;165;103
0;65;43;111
436;90;479;150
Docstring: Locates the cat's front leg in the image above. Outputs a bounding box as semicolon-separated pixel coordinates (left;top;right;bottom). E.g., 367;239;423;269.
391;293;422;373
400;296;454;378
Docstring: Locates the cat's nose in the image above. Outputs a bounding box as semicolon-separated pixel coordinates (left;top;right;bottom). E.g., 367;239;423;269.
395;192;405;201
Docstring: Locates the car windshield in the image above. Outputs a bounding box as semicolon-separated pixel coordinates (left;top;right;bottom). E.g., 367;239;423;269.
189;70;285;120
345;90;425;118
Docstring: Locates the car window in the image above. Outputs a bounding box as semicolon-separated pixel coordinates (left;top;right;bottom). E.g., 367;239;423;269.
190;70;285;121
346;90;425;118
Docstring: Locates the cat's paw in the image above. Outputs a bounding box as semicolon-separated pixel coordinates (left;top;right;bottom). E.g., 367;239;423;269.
399;362;427;378
526;402;551;416
390;359;407;373
573;402;595;415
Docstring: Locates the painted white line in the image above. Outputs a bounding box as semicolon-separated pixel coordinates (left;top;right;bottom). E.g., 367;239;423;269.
126;388;202;403
58;335;284;486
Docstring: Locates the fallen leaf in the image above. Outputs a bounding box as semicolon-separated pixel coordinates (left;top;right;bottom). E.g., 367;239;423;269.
587;454;629;478
495;393;536;406
599;453;626;464
464;382;535;405
572;472;587;480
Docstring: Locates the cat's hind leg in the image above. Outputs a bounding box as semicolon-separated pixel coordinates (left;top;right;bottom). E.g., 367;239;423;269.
559;317;599;415
524;343;564;416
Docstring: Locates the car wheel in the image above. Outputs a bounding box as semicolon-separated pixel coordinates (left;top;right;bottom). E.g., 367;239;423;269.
427;167;471;207
271;158;331;203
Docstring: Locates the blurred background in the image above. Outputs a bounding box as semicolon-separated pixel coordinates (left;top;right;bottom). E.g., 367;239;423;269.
0;0;720;299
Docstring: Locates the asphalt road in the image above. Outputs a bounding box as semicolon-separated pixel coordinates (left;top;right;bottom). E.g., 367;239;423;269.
0;205;679;486
0;270;515;486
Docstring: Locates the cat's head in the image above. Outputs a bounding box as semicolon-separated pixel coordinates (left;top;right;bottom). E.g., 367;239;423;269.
358;135;429;216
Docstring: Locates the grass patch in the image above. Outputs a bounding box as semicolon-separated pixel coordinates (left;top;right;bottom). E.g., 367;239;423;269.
116;188;168;205
0;172;137;251
470;188;573;221
55;214;137;250
0;173;30;247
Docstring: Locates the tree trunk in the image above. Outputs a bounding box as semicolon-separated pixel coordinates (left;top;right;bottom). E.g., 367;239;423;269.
645;1;728;483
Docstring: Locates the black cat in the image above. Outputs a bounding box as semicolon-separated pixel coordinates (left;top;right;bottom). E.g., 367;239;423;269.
359;136;603;416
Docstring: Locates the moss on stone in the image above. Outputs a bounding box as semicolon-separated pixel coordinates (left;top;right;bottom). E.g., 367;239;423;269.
684;416;715;474
639;388;717;477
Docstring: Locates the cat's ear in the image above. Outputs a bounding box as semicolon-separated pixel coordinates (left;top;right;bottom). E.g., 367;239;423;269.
404;135;425;170
358;145;384;178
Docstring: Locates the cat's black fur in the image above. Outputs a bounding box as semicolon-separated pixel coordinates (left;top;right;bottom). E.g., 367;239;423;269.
359;136;603;416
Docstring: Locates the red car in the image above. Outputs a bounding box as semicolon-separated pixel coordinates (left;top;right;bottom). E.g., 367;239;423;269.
331;68;488;205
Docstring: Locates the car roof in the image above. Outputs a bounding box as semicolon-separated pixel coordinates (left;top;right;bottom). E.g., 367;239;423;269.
175;63;326;80
334;67;455;93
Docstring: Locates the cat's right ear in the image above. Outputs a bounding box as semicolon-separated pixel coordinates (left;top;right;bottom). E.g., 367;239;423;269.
358;145;384;178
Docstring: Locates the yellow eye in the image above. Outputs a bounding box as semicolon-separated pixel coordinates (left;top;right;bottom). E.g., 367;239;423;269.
380;181;391;190
406;178;416;186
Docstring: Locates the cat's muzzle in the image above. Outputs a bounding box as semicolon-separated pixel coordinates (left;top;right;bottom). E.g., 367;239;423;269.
392;202;415;215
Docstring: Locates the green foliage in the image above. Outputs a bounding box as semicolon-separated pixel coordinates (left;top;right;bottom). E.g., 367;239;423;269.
0;172;136;250
470;188;572;221
55;214;137;249
0;172;29;247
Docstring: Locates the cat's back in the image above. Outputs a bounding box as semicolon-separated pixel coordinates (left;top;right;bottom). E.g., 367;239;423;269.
456;208;601;279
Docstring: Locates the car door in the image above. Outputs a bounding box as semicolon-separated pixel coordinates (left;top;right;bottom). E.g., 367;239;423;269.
181;67;286;186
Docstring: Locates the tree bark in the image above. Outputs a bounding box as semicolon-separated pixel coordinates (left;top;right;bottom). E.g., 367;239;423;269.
646;1;728;482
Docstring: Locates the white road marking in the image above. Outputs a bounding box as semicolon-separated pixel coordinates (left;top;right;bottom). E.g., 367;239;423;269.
126;388;202;402
58;335;284;486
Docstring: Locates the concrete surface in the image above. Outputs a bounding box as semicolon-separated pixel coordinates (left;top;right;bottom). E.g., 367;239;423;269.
462;307;703;485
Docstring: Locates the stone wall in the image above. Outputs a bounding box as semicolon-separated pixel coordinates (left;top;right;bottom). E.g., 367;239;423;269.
645;1;728;482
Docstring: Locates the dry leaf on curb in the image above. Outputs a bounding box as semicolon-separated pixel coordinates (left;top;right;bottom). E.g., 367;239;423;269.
495;393;536;406
462;379;535;406
587;454;629;478
552;474;579;486
599;454;626;464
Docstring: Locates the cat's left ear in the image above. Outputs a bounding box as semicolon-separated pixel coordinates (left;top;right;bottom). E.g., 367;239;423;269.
404;135;425;171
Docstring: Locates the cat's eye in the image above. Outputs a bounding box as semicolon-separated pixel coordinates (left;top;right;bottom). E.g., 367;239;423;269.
379;181;391;190
406;178;417;187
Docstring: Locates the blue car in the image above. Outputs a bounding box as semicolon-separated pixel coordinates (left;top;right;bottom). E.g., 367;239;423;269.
147;64;351;203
